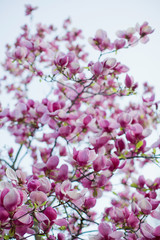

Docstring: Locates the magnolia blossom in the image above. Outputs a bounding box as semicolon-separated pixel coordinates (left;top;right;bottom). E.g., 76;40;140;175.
25;4;38;16
0;5;159;240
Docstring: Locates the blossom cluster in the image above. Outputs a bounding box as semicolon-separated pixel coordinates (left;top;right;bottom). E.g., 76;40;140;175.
0;4;159;240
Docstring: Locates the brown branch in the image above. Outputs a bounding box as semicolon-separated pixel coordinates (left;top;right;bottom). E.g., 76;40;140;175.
71;171;94;182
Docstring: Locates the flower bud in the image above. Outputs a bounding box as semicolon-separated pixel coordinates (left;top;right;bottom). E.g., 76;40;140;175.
84;197;96;209
46;156;59;170
125;74;133;88
44;207;57;221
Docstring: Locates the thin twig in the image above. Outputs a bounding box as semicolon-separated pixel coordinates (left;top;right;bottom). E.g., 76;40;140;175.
12;144;23;169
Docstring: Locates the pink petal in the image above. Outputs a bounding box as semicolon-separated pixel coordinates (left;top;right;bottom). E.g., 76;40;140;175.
35;212;49;222
6;168;18;182
38;177;51;193
3;188;20;211
151;210;160;220
67;189;81;200
109;231;124;239
58;233;65;240
14;210;32;224
46;156;59;170
54;218;68;227
44;207;57;221
0;206;9;221
154;226;160;237
98;222;112;237
30;191;47;205
61;180;71;195
140;223;155;239
138;198;152;214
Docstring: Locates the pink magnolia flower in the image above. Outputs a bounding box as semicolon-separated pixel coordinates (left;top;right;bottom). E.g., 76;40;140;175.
91;62;103;75
116;27;136;39
114;39;126;50
149;199;160;210
20;39;34;50
142;94;155;107
57;233;65;240
76;114;98;133
109;157;120;171
58;125;73;137
6;167;18;182
126;123;144;143
84;197;96;209
13;46;28;60
46;156;59;170
125;74;134;88
99;119;119;133
98;222;112;237
73;148;96;166
93;155;107;172
54;218;68;227
38;177;51;193
25;4;38;16
91;136;110;153
116;27;138;45
114;62;129;74
136;22;154;43
47;101;62;112
103;58;117;70
27;178;41;192
61;180;87;201
127;213;139;228
54;52;68;67
115;138;126;152
59;145;67;156
30;191;47;205
88;29;112;51
2;188;23;212
138;175;145;188
63;17;71;29
68;61;81;75
56;164;68;181
138;198;152;214
44;207;57;221
16;170;27;184
98;222;123;239
83;114;93;125
63;28;83;42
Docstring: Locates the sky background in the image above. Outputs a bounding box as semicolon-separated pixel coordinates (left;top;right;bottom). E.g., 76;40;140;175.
0;0;160;235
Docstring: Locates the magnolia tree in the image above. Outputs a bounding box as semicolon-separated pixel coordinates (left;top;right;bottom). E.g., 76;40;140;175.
0;4;160;240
